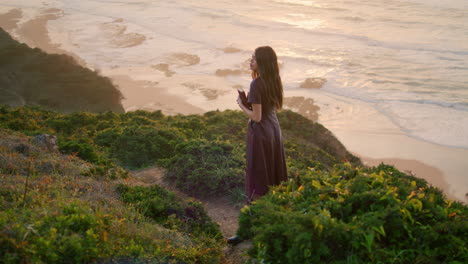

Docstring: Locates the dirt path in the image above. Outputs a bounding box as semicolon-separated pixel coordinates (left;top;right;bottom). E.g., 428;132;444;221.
129;167;251;264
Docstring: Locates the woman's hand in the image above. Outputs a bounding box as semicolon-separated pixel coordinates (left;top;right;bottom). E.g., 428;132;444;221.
237;95;262;122
237;96;244;110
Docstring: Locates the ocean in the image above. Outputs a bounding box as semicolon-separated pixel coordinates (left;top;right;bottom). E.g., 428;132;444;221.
1;0;467;200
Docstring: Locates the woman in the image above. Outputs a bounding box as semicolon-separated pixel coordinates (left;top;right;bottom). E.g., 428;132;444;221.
228;46;288;245
237;46;288;202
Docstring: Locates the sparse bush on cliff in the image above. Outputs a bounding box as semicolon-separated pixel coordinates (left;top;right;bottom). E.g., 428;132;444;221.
238;163;468;263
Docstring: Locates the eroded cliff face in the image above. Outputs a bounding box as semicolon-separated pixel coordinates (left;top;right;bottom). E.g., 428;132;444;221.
0;72;26;107
0;28;125;113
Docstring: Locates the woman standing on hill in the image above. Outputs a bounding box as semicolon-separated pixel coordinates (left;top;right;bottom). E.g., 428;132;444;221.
237;46;288;202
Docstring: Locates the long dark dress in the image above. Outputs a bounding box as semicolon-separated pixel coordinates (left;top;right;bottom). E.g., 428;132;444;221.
245;78;287;201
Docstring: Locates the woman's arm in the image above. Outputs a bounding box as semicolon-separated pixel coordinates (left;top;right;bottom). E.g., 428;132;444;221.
237;96;262;122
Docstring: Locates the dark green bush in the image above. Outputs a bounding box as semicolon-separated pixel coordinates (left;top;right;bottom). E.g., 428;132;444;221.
238;163;468;264
46;112;101;138
59;140;99;163
116;184;224;263
117;184;222;239
161;139;245;197
96;125;184;169
166;114;207;138
203;110;247;142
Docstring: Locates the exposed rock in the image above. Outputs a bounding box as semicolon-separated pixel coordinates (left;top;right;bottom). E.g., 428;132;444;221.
283;96;320;122
32;134;58;153
300;77;327;89
215;69;243;77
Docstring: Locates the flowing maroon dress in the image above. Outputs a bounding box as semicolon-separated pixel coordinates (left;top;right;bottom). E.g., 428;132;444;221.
245;78;288;201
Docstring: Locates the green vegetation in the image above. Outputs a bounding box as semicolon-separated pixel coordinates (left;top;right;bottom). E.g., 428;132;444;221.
117;184;224;263
0;129;223;263
0;105;357;196
161;139;245;197
0;105;355;263
0;28;124;113
238;163;468;263
1;105;465;263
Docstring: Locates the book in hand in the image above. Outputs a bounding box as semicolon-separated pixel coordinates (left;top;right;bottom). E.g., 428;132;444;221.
237;87;252;109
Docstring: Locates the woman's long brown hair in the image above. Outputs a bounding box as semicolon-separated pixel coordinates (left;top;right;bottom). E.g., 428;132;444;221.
253;46;283;109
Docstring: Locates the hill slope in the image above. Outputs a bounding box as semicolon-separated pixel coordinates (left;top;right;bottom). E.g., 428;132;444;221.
0;106;466;263
0;28;124;113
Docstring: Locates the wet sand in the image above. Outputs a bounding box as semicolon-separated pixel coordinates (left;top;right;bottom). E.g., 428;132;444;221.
300;77;327;89
151;63;175;77
109;74;205;115
283;96;320;121
100;19;146;48
0;8;22;31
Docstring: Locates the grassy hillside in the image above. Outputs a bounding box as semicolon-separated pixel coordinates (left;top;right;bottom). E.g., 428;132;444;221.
0;128;223;263
0;106;359;200
1;105;465;263
0;28;124;113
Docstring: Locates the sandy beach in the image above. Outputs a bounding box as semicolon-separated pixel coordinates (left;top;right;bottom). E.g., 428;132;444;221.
109;74;205;115
1;5;466;203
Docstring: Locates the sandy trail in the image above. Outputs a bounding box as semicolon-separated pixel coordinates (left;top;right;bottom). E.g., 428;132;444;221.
129;167;251;264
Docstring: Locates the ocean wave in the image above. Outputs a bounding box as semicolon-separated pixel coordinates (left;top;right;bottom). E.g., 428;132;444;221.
279;26;468;56
393;99;468;112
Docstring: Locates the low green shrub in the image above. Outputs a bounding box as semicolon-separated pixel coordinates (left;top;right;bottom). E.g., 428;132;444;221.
96;125;184;169
116;184;224;263
161;139;245;197
203;110;247;142
238;163;468;264
0;197;221;264
1;201;112;263
59;140;99;163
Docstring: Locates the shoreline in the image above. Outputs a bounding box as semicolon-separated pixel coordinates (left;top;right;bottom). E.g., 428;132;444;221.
1;7;466;203
109;74;205;115
0;7;88;67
